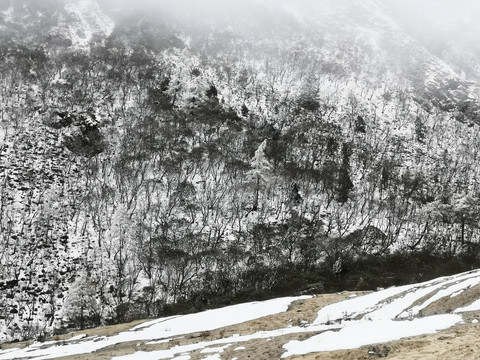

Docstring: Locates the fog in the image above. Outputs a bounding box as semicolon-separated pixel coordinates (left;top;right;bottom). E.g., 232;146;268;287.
383;0;480;47
96;0;480;78
98;0;280;24
97;0;480;41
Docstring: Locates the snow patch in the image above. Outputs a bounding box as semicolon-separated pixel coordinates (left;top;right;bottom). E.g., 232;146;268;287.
282;315;462;356
113;324;339;360
0;296;309;360
455;299;480;313
200;345;230;353
282;270;480;357
172;356;191;360
201;354;221;360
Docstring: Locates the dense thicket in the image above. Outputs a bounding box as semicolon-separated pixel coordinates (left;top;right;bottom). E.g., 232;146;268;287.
2;1;480;342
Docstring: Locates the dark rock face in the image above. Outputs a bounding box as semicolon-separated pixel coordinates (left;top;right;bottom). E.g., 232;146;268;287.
46;111;106;157
48;111;75;129
64;125;105;157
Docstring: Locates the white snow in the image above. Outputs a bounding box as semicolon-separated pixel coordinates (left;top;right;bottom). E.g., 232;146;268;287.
2;270;480;360
200;345;230;353
282;315;462;357
172;356;190;360
408;276;480;316
201;355;221;360
113;324;339;360
131;296;310;338
451;289;465;298
0;296;309;360
315;271;480;325
314;284;413;324
66;334;87;342
282;271;480;357
63;0;114;48
455;299;480;313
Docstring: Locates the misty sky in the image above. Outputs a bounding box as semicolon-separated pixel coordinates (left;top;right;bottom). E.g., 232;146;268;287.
97;0;480;40
383;0;480;43
95;0;480;75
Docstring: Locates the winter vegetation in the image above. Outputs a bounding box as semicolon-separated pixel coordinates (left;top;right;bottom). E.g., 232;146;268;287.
1;0;480;347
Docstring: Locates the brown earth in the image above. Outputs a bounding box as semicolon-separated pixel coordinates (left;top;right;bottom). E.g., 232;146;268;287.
420;283;480;316
4;290;480;360
290;317;480;360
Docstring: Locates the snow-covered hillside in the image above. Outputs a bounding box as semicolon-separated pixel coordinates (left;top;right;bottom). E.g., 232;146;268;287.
3;0;480;346
0;0;113;47
62;0;114;47
2;270;480;359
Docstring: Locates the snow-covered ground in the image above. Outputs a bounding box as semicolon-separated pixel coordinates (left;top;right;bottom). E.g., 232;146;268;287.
2;270;480;359
282;315;460;356
0;296;310;360
283;270;479;357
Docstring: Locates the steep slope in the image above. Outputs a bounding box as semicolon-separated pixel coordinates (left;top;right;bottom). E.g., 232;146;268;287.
378;0;480;123
382;0;480;83
60;0;114;48
2;0;480;344
0;0;115;343
287;0;480;123
0;0;113;47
